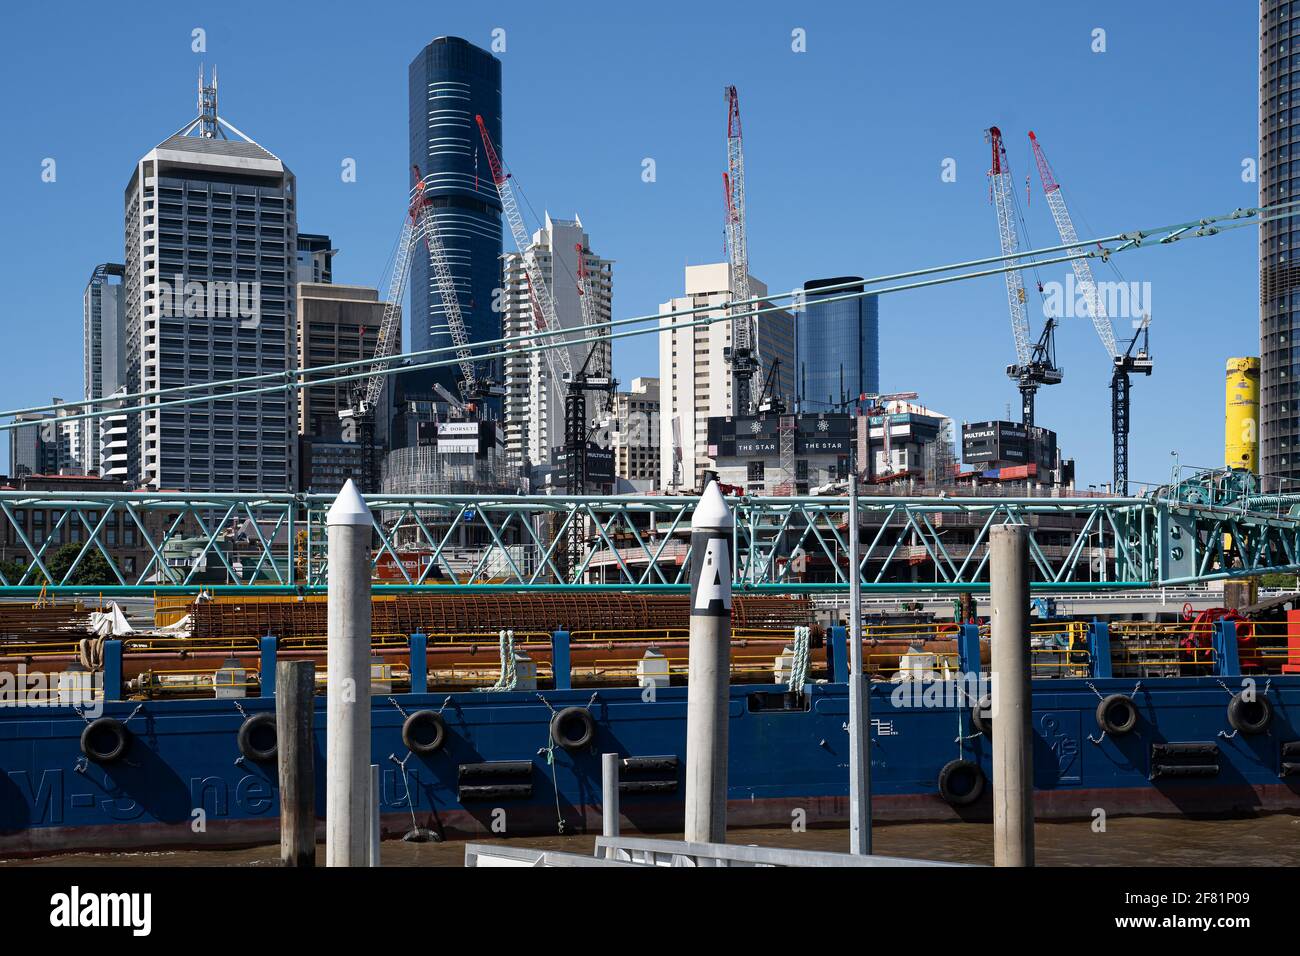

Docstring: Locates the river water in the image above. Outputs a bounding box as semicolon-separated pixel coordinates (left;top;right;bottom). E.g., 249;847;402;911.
7;815;1299;867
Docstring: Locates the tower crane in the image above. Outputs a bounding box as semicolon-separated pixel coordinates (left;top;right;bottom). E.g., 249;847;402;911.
986;126;1061;426
338;166;481;489
723;85;760;417
1028;130;1153;493
474;114;573;405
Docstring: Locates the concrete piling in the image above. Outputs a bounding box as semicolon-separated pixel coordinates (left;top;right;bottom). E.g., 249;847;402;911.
325;479;373;868
683;481;734;845
276;659;316;867
602;752;620;839
989;524;1035;867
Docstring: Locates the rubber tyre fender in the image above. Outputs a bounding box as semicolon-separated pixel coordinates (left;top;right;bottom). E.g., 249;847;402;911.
937;758;986;807
402;710;447;755
81;717;130;764
1095;694;1139;736
237;712;278;762
550;706;596;751
970;695;993;739
1228;692;1272;736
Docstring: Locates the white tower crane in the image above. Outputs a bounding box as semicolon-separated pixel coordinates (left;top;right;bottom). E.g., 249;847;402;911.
474;114;573;396
1028;130;1151;492
986;126;1061;426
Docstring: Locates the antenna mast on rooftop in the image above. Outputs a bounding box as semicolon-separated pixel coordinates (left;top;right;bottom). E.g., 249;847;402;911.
198;65;219;139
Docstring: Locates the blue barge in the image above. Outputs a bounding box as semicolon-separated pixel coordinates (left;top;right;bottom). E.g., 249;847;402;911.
2;617;1299;855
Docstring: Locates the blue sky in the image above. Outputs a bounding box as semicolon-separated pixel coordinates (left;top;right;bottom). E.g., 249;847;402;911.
0;0;1258;488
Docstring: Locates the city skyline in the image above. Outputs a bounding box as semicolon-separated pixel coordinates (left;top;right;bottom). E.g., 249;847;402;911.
0;2;1259;488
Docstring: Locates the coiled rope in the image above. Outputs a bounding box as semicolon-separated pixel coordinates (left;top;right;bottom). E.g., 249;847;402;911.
788;626;811;695
485;629;517;692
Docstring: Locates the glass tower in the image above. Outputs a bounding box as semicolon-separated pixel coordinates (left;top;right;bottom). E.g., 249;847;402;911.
796;277;880;412
1262;2;1300;485
408;37;503;401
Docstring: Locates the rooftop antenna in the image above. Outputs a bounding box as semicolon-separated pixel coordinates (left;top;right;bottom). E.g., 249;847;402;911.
198;64;219;139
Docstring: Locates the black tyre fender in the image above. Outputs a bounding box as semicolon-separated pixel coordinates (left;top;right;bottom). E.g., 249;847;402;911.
237;712;278;762
550;706;595;751
971;695;993;739
1228;692;1272;736
937;758;986;807
81;717;130;764
1096;694;1139;736
402;710;447;755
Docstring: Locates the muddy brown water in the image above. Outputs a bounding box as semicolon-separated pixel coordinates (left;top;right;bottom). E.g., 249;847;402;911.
5;815;1300;867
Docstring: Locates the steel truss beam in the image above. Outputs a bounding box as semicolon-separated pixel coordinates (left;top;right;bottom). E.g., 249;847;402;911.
0;480;1298;594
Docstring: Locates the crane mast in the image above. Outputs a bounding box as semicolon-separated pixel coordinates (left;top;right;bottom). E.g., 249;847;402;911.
474;114;573;397
987;126;1061;426
723;85;759;417
1028;130;1151;492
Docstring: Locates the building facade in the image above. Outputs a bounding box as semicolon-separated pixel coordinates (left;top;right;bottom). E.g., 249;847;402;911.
296;283;392;492
797;277;879;411
657;263;794;491
83;263;126;475
408;37;504;401
502;214;613;468
295;233;336;285
1262;2;1300;485
122;77;297;492
610;376;660;492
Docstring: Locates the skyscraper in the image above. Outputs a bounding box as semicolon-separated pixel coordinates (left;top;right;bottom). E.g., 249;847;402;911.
796;277;879;411
1261;2;1300;484
658;263;795;491
123;70;297;491
408;37;503;400
83;263;125;475
501;214;612;468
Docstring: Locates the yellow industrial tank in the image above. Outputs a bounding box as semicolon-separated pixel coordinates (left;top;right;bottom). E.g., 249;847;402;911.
1225;357;1259;473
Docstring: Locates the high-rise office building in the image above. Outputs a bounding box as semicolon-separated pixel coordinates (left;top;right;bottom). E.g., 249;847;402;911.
123;71;297;491
296;283;393;492
501;214;613;468
295;233;336;285
1262;2;1300;483
408;37;503;400
8;402;82;477
83;263;125;475
796;277;879;411
657;263;795;491
611;377;660;492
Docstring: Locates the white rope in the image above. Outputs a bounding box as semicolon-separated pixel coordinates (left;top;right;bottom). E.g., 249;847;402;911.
789;626;811;695
486;629;517;692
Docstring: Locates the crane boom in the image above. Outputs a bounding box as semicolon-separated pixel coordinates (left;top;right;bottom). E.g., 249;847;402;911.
359;219;414;414
723;85;759;416
1027;131;1118;359
474;114;573;390
986;126;1061;426
987;127;1032;367
410;166;477;397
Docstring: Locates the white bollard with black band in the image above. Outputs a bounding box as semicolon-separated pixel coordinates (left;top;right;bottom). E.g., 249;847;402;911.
683;480;734;845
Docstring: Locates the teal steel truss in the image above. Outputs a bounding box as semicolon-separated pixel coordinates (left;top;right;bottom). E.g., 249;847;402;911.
0;473;1298;594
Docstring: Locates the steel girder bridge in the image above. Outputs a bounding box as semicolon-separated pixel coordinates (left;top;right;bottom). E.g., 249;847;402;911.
0;470;1297;596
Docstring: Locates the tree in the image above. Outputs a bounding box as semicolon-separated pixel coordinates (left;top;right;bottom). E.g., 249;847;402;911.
45;542;117;586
